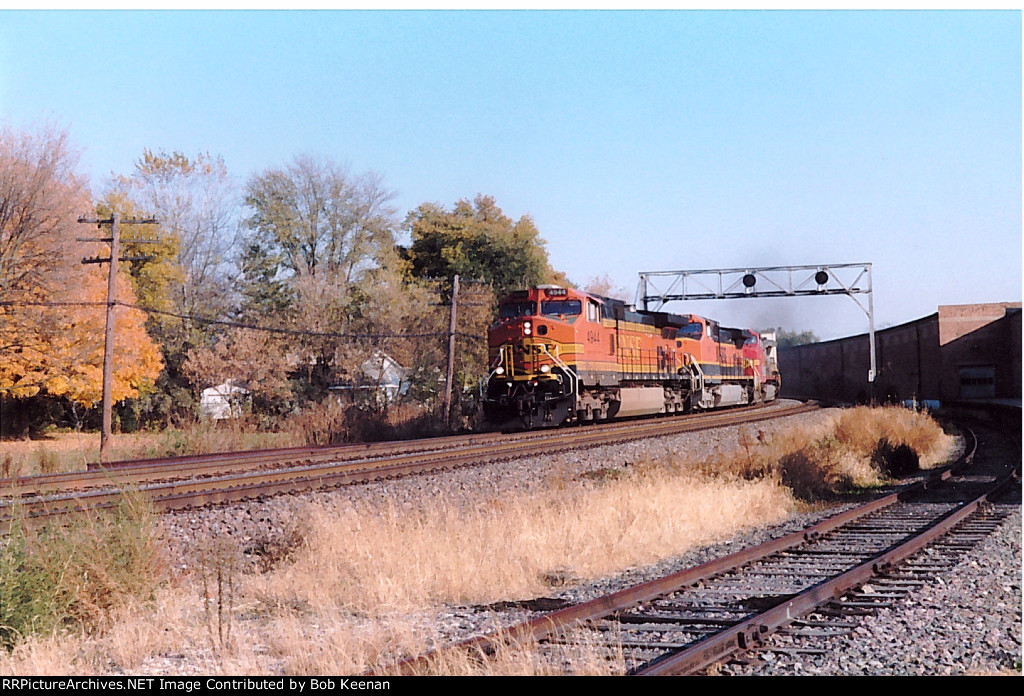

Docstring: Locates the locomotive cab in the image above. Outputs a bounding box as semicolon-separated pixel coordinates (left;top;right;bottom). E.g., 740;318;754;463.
484;286;583;427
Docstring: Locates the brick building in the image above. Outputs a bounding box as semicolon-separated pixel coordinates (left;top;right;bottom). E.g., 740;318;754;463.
778;302;1021;405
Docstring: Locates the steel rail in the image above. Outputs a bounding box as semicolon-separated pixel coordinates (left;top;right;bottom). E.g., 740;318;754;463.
1;401;818;529
377;427;982;676
636;463;1019;674
2;401;810;497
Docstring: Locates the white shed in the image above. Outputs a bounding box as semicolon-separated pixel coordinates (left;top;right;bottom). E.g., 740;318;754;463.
200;381;249;420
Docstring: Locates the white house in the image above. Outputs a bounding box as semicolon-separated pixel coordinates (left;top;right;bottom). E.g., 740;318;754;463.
330;352;409;404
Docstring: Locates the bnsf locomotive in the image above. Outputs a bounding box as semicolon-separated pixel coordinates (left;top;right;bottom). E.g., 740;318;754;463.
482;285;780;428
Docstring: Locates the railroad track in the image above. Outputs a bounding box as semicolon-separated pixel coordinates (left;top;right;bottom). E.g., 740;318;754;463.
380;418;1021;676
0;400;817;530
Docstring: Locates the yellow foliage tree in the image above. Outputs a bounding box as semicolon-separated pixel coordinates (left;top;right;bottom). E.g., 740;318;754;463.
2;265;164;407
0;125;164;407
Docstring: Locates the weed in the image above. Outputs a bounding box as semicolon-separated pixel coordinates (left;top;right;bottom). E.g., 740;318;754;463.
0;490;165;650
37;446;59;475
1;453;15;479
199;538;240;653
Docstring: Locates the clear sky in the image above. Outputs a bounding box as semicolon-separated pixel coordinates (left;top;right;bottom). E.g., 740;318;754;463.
1;9;1020;339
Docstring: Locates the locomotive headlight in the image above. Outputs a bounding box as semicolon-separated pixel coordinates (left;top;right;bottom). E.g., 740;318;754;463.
495;367;505;375
540;364;551;373
523;321;532;336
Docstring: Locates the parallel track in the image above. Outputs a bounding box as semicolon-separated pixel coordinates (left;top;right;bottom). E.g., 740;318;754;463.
1;400;816;530
382;418;1020;676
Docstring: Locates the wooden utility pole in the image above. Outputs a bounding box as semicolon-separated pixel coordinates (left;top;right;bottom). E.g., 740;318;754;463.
443;274;460;429
79;213;158;462
99;214;120;460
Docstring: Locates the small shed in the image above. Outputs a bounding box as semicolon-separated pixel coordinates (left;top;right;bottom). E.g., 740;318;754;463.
200;381;249;420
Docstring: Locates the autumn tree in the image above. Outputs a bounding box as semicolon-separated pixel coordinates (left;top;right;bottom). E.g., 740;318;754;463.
30;267;163;407
402;194;568;302
96;192;185;325
234;155;400;394
104;150;240;422
182;328;292;411
1;124;91;402
0;125;162;429
110;150;238;315
584;273;632;301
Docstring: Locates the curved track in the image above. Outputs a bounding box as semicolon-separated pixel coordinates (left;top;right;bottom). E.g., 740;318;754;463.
381;416;1021;676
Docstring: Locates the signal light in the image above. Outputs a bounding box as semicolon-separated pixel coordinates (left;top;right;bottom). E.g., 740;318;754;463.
742;273;756;288
815;270;829;285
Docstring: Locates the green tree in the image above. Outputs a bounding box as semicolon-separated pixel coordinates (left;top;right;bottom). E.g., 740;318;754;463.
767;327;820;348
402;194;567;301
234;239;293;321
243;155;396;283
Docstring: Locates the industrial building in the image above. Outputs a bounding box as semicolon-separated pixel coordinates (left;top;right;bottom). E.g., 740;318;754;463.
778;302;1021;406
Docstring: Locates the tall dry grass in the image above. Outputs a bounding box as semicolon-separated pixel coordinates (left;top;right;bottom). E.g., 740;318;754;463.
693;406;957;500
832;405;954;468
249;467;792;616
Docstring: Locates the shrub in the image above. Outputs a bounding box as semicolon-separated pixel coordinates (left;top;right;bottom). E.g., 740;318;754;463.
0;492;166;649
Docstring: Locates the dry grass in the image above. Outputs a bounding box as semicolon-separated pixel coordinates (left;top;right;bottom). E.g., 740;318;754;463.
0;406;962;676
370;625;626;677
694;406;957;500
0;402;442;476
249;468;792;616
832;405;956;469
0;428;297;477
0;432;164;476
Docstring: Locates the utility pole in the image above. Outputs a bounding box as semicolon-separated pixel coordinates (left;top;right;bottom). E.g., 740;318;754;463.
443;274;460;429
79;213;158;462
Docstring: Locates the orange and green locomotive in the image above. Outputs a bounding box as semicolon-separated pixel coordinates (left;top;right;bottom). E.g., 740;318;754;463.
482;285;780;427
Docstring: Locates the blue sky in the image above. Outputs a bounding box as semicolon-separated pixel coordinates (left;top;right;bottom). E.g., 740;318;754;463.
1;9;1020;339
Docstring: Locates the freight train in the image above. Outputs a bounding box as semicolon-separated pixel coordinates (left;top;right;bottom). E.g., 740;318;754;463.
482;285;780;428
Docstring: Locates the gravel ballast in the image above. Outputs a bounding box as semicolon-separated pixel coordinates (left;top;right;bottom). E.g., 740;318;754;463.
139;405;1022;675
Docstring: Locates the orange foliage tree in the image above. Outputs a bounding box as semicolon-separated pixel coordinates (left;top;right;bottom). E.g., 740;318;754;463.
0;125;163;407
29;267;164;406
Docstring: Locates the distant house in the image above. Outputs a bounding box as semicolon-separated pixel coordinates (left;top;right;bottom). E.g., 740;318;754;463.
200;380;249;420
330;352;409;404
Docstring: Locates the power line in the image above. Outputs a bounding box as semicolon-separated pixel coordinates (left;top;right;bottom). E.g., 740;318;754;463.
0;300;453;340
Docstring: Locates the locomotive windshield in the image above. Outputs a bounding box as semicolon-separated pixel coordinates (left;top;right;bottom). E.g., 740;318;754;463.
499;301;536;320
679;322;704;339
540;299;582;317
